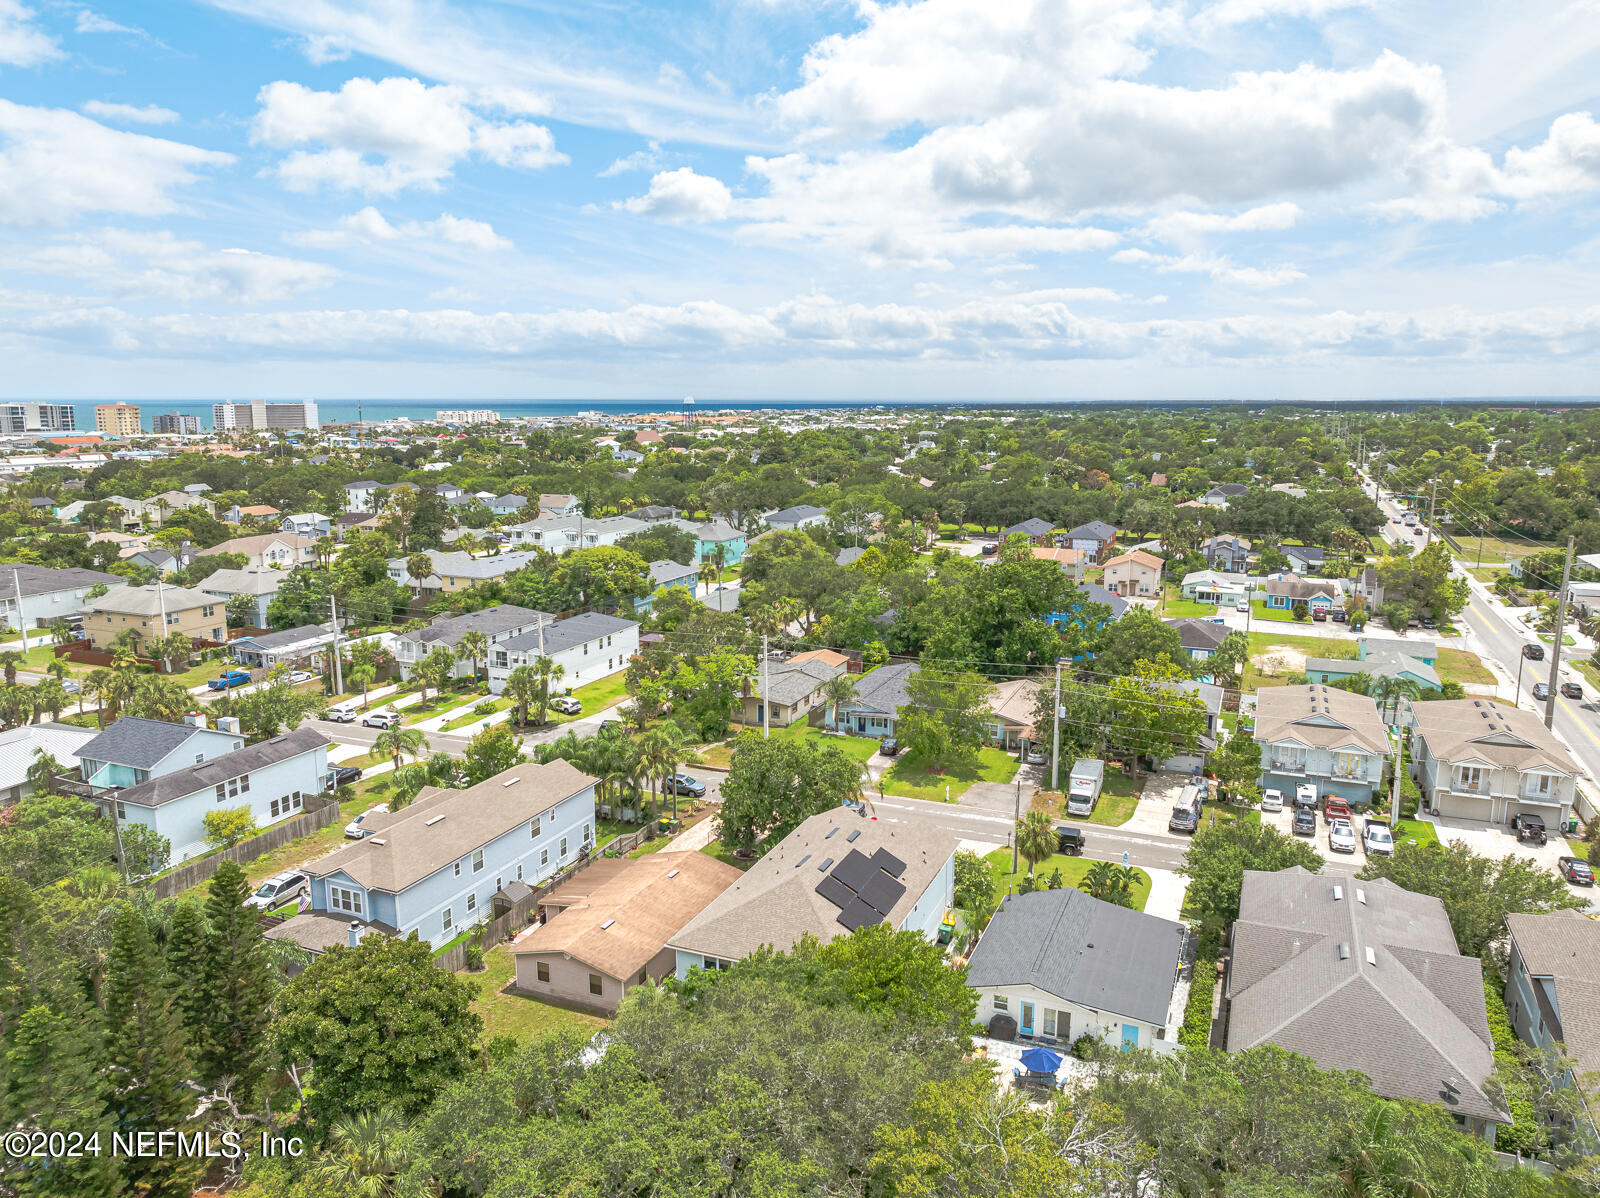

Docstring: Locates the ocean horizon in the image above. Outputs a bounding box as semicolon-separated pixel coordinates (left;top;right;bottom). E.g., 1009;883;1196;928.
19;394;1600;433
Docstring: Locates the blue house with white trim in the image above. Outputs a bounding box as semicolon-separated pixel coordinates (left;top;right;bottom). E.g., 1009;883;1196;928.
300;760;597;948
75;714;245;792
95;725;330;863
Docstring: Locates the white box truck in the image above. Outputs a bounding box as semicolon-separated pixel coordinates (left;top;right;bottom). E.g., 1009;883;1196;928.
1066;759;1105;817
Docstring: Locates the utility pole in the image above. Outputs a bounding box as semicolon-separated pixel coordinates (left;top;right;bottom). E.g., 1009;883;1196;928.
761;633;770;740
1050;660;1063;792
1389;729;1403;826
330;594;344;695
1423;477;1438;549
1544;537;1576;731
10;566;25;652
1011;777;1021;875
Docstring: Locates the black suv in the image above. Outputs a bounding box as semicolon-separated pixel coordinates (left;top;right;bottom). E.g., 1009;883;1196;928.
1533;683;1551;701
1562;681;1584;700
1523;643;1546;661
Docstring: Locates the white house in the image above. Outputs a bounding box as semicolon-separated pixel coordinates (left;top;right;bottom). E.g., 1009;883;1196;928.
392;604;551;681
98;725;330;863
343;481;382;513
762;504;828;531
499;515;648;554
0;722;98;807
966;888;1186;1050
280;513;331;538
0;564;122;636
488;612;640;694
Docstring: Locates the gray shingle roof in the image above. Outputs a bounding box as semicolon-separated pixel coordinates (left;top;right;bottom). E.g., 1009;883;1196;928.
233;623;334;652
499;611;638;656
753;660;837;706
648;559;698;586
76;716;207;770
1226;868;1504;1123
1003;517;1055;536
113;726;329;809
766;504;826;524
197;567;285;596
848;660;918;716
1166;617;1231;652
0;564;120;601
406;604;550;649
965;888;1186;1026
1064;520;1116;541
1081;581;1128;618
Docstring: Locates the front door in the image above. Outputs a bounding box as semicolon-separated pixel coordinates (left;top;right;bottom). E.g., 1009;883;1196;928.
1120;1024;1139;1051
1020;1002;1035;1037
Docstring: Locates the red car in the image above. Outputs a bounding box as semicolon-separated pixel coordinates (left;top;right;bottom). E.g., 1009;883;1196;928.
1323;797;1352;825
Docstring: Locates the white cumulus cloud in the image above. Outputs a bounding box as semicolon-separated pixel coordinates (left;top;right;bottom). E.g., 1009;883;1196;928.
0;0;60;65
251;76;567;195
0;100;232;227
618;167;733;221
286;206;513;251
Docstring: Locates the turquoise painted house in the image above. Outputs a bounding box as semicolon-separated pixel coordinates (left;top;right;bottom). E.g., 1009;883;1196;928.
671;519;747;566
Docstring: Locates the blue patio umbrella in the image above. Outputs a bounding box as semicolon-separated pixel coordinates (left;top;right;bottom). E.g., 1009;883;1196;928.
1020;1046;1063;1073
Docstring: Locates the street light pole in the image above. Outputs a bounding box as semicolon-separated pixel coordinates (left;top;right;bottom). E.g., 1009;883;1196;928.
1515;652;1527;708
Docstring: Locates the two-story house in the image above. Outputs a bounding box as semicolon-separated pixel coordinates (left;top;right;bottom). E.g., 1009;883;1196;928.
226;503;281;524
1000;517;1056;546
668;518;747;566
1059;520;1117;561
1503;911;1600;1143
1164;618;1230;681
500;514;649;554
198;532;317;572
279;513;331;539
1407;699;1579;826
538;493;581;518
1156;680;1222;773
97;724;329;863
1200;535;1251;573
298;760;598;948
1253;684;1389;806
1199;483;1248;507
387;548;544;595
487;494;528;517
197;567;285;628
763;504;828;531
487;612;641;695
0;563;121;637
392;604;551;682
75;713;245;792
344;480;382;513
635;559;700;613
1101;550;1164;597
84;583;227;650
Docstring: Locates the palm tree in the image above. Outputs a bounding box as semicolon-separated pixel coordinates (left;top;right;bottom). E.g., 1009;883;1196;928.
44;657;69;683
504;664;540;728
638;723;702;821
821;673;858;731
373;725;428;772
405;553;435;594
1079;861;1138;908
148;632;192;675
455;629;489;688
533;655;563;725
589;731;637;820
348;661;377;709
1015;810;1057;878
0;650;22;687
25;747;63;795
698;558;719;596
456;532;482;560
312;1107;411;1198
31;678;67;723
1370;676;1423;725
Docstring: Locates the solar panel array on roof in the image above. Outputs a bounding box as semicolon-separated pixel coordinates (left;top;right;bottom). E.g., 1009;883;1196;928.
838;897;880;932
859;871;906;914
870;848;907;878
832;849;876;891
816;874;856;909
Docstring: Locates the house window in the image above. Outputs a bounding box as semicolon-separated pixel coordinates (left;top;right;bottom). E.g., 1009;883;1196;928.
115;802;126;819
472;849;484;873
1334;752;1363;777
495;875;502;891
330;886;363;915
216;783;227;802
442;908;453;933
537;962;550;982
1456;767;1485;793
589;973;603;996
540;848;549;867
583;822;591;844
993;995;1009;1010
1526;773;1554;797
1272;746;1306;772
292;791;302;810
559;837;568;858
1044;1008;1056;1036
270;797;280;818
453;861;461;878
516;864;523;880
466;893;477;913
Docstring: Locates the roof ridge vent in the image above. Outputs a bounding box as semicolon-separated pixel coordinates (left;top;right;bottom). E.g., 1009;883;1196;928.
502;777;520;786
369;837;386;845
666;868;680;878
600;919;614;930
425;814;445;826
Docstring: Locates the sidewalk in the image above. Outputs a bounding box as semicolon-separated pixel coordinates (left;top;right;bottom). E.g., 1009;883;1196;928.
1143;866;1188;922
659;811;720;854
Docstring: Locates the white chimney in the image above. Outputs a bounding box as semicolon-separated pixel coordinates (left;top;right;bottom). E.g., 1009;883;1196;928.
347;921;363;948
184;711;207;730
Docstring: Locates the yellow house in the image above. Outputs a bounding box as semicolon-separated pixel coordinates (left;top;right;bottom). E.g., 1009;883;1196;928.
84;584;227;650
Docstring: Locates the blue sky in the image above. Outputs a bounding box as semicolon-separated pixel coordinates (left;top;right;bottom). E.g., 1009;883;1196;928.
1;0;1598;400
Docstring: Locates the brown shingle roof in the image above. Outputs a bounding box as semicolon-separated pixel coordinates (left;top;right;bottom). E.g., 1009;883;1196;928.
1252;684;1389;755
511;853;741;982
667;808;955;961
310;760;594;892
1102;549;1163;570
198;532;315;559
1409;700;1578;774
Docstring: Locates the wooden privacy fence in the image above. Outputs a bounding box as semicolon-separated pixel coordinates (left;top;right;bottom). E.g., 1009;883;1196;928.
433;825;655;972
150;792;343;899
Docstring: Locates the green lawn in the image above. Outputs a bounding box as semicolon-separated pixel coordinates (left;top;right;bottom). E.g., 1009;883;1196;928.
178;792;375;900
10;644;89;673
882;746;1018;802
703;722;882;769
700;841;754;871
1435;648;1495;687
1250;601;1299;623
441;698;507;731
1393;818;1439;849
1537;632;1577;647
1245;631;1355;690
1201;801;1260;828
468;947;608;1042
983;849;1151;910
399;686;481;725
550;672;630;723
1160;585;1216;618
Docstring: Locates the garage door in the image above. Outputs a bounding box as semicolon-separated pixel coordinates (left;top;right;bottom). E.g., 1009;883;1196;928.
1435;791;1493;822
1162;755;1203;775
1506;801;1562;828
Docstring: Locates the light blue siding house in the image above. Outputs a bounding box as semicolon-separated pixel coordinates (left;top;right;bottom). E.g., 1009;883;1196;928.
76;715;245;791
1251;684;1389;806
667;808;956;979
302;760;597;948
669;519;747;566
635;559;700;613
98;725;330;863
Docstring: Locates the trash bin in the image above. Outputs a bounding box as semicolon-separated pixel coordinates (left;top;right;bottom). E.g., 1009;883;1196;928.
1568;817;1580;834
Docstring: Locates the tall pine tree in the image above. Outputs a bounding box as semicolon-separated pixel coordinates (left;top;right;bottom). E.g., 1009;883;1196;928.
164;899;211;1060
5;1000;122;1198
106;904;197;1198
200;861;273;1098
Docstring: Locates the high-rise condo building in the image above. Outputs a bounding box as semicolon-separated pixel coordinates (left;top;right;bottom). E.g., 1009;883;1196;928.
436;409;501;424
94;403;142;436
0;403;75;434
152;411;201;434
212;400;320;432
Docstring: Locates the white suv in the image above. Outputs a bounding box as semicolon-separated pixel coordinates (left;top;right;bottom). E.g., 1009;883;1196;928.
363;710;400;729
247;870;309;911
